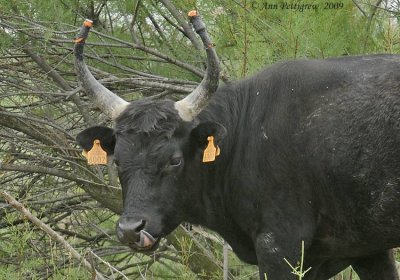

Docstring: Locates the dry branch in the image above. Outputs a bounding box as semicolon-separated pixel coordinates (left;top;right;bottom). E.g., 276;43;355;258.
159;0;203;50
0;191;105;280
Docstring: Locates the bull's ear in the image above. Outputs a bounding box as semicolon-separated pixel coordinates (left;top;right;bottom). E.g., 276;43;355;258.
190;121;227;150
76;126;116;155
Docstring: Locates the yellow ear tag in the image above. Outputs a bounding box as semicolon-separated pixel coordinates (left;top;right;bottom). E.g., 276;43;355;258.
202;136;221;163
87;139;107;165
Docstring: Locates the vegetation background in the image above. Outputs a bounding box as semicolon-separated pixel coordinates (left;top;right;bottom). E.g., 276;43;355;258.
0;0;399;279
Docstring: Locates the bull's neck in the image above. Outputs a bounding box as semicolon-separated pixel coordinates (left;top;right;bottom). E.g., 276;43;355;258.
182;87;240;230
181;111;257;264
181;86;259;264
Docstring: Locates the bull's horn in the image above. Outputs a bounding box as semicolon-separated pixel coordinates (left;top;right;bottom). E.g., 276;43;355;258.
74;19;129;119
175;11;220;122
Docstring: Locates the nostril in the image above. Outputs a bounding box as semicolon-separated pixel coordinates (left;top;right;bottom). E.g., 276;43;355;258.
116;217;147;244
134;219;146;233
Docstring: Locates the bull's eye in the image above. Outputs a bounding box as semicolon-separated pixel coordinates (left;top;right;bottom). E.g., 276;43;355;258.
170;157;182;167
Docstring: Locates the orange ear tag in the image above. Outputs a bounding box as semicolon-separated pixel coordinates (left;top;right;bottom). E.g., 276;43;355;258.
87;139;107;165
202;136;221;163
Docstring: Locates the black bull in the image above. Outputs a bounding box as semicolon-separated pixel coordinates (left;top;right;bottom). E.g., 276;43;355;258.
75;19;400;280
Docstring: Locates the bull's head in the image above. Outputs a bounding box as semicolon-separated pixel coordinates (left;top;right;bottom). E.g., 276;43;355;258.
75;12;225;251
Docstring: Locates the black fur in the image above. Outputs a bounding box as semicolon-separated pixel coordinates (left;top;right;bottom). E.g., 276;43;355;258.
77;54;400;280
76;126;115;154
115;99;182;136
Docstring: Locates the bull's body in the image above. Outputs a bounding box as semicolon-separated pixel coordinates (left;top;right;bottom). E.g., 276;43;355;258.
75;17;400;279
180;54;400;279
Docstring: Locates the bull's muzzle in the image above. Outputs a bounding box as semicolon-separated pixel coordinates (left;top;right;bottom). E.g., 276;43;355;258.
116;217;159;251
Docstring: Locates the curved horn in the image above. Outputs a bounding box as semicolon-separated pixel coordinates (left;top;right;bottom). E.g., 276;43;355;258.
74;19;129;119
174;11;220;122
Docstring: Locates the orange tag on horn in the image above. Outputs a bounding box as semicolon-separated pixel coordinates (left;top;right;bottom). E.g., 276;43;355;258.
84;19;93;27
74;37;84;43
87;140;107;165
202;136;221;163
188;10;198;17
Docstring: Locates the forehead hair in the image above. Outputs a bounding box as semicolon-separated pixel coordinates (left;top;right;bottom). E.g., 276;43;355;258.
115;99;182;139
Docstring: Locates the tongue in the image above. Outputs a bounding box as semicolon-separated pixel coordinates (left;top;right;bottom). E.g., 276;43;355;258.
138;230;156;248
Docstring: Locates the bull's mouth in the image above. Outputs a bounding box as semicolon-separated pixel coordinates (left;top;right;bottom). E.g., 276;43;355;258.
129;230;160;252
